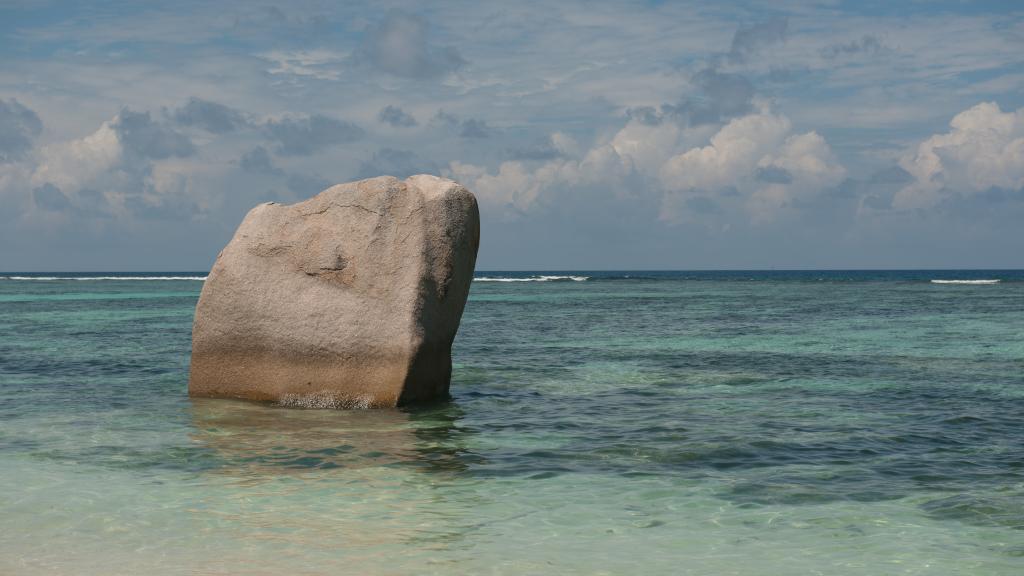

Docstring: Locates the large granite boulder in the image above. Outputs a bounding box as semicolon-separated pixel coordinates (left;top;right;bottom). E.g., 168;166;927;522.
189;175;479;408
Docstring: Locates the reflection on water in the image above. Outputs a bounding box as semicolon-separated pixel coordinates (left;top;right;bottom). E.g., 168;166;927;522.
178;399;488;572
188;398;476;478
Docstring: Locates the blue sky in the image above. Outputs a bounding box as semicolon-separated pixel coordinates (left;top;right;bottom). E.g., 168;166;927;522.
1;0;1022;270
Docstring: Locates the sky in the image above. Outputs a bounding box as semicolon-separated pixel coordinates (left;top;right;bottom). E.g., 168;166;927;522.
1;0;1023;271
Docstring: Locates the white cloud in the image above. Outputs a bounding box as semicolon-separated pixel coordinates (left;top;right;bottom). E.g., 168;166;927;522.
446;121;667;211
449;110;845;221
23;111;211;221
660;110;844;221
448;159;580;211
605;120;682;177
660;112;791;191
32;121;123;191
750;131;846;214
895;102;1024;209
549;132;581;157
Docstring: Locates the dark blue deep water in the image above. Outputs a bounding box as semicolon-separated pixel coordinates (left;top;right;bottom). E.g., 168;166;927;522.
1;270;1022;574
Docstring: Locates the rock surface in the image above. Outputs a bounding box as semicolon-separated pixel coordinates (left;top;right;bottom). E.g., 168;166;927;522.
189;175;479;407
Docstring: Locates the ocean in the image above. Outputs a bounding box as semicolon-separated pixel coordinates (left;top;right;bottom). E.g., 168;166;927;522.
0;270;1022;575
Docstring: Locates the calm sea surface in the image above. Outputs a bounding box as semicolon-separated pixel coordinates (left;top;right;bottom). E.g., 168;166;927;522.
1;270;1022;575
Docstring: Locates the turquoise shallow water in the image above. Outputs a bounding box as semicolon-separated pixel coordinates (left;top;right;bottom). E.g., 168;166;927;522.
1;270;1022;575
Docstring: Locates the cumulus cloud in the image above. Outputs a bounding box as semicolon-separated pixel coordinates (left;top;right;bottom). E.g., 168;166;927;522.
25;105;364;221
601;119;682;177
451;113;712;212
261;113;364;156
172;97;248;133
748;131;847;217
0;98;43;163
448;158;581;212
28;112;205;221
895;102;1024;209
661;113;792;191
32;120;123;191
377;105;418;127
359;11;465;79
728;18;787;63
447;125;669;211
660;111;845;220
120;162;205;220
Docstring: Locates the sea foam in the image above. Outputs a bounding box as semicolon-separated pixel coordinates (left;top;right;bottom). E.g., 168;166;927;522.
930;279;1000;285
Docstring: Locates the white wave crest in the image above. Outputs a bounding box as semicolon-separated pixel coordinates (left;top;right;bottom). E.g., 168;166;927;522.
930;279;1000;285
2;276;207;281
474;275;589;282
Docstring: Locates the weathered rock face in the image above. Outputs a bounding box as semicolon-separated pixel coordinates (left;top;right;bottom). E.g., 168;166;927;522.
189;175;479;408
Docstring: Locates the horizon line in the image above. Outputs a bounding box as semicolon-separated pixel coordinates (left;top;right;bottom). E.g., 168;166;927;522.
3;268;1023;274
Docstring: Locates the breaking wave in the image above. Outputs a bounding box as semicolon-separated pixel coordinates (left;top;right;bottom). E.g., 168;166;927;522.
474;275;589;282
930;279;1000;285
